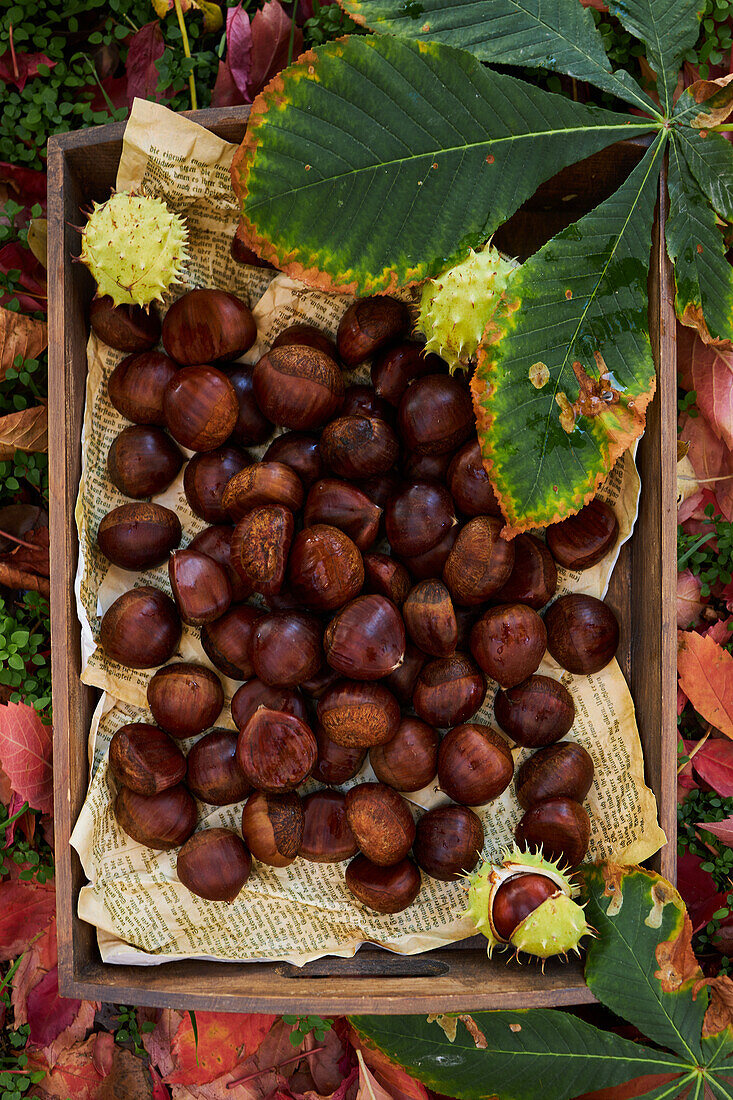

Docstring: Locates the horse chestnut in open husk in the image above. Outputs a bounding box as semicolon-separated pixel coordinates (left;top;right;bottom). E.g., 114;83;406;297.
177;828;251;902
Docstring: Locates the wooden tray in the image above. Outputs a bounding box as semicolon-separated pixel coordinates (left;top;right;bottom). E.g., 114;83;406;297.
47;107;677;1013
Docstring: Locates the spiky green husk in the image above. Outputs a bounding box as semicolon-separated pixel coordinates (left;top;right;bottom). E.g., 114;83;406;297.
417;243;518;372
80;192;188;307
464;847;591;961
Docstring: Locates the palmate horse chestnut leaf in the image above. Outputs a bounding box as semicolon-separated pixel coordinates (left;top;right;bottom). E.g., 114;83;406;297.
232;3;733;531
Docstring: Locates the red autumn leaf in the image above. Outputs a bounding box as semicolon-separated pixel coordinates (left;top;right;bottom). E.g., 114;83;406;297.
167;1012;277;1085
3;789;36;849
26;967;81;1047
0;861;54;962
88;74;130;114
143;1008;182;1077
692;739;733;796
149;1064;171;1100
1;522;50;577
677;851;723;931
0;241;48;313
93;1031;116;1077
677;569;707;629
0;161;47;215
211;60;245;107
226;3;252;99
350;1032;429;1100
27;1035;105;1100
678;631;733;739
706;616;733;646
699;815;733;845
0;50;55;92
248;0;303;99
0;700;53;814
125;21;165;104
679;325;733;451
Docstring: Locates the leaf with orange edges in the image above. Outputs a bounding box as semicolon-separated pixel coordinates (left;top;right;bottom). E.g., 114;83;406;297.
677;630;733;739
167;1012;277;1085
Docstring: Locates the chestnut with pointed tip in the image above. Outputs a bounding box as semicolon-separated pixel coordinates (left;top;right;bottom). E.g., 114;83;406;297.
324;595;405;680
312;726;366;785
437;723;513;805
186;728;251;805
369;717;439;792
469;603;547;688
231;680;307;731
97;502;181;571
345;854;421;913
241;790;304;866
340;385;394;424
403;450;453;483
447;439;502;517
337;296;410;366
90;295;161;352
183;446;249;523
251;611;323;688
107;425;183;499
222;461;303;522
515;797;591;867
109;723;186;795
317;679;401;747
177;828;251;902
385;481;456;559
168;549;232;625
146;662;224;738
200;603;263;680
545;594;620;675
363;553;411;607
228;364;274;447
236;707;317;792
253;345;344;429
413;805;484;881
494;675;576;747
100;586;181;670
304;480;381;551
162;289;256;365
371;341;438;405
299;790;358;863
108;351;179;425
114;783;197;850
398;374;473;455
546;499;619;571
163;364;239;452
345;783;415;866
412;653;486;728
264;431;323;488
515;742;594;810
189;525;251;603
443;516;514;606
288;524;364;611
320;415;398;480
231;504;294;596
492;533;557;610
403;579;457;658
384;643;426;705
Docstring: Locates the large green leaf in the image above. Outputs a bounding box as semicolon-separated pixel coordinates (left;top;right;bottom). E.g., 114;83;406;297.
232;34;654;294
605;0;703;115
473;134;663;535
675;128;733;223
666;138;733;343
338;0;658;114
583;864;707;1064
349;1012;685;1100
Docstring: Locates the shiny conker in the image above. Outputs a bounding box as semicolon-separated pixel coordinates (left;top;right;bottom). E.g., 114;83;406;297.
107;426;183;499
299;790;358;863
222;461;303;522
443;516;514;606
189;525;251;603
146;661;224;738
323;595;405;680
515;742;594;809
437;723;513;805
363;553;411;607
231;504;294;596
231;680;307;731
108;723;186;795
412;653;486;728
312;725;366;785
90;295;161;352
264;431;324;488
345;855;421;913
494;675;576;747
469;603;547;688
413;805;484;881
304;479;381;551
447;439;502;517
403;450;453;483
546;499;619;571
168;548;232;625
317;679;400;747
97;502;181;571
253;345;344;429
236;707;317;792
369;717;439;792
108;352;179;425
356;471;400;511
345;783;415;866
320;415;398;479
288;524;364;611
186;728;251;805
544;594;620;675
183;446;249;523
340;385;394;424
384;642;426;705
162;289;256;365
100;586;181;669
398;374;473;455
271;323;337;359
177;828;251;902
492;873;559;940
515;797;591;866
200;603;263;679
401;525;458;580
241;790;304;866
251;611;323;687
228;364;274;447
385;480;456;558
163;364;239;452
337;296;409;366
371;341;437;405
403;580;457;658
492;534;557;610
114;783;197;850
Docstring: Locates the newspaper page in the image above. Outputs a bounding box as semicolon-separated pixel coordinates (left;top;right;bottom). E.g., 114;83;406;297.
70;98;666;964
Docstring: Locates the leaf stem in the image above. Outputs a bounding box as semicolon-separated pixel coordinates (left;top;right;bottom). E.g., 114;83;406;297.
227;1046;325;1089
0;528;37;551
173;0;198;111
679;724;713;774
8;24;19;83
0;801;30;831
82;54;118;116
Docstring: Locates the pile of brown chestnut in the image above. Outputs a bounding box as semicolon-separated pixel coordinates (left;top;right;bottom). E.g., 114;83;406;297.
91;286;621;914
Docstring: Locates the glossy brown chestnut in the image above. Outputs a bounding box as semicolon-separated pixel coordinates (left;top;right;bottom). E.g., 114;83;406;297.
403;580;457;659
356;471;400;511
107;425;183;499
100;586;181;669
443;516;515;606
515;742;594;810
168;549;232;625
494;675;576;747
402;525;458;581
337;296;410;366
146;661;224;738
304;479;381;552
183;446;249;523
320;416;399;480
186;728;251;805
371;341;437;405
492;534;557;610
97;502;181;571
317;679;401;747
363;553;411;607
398;374;473;455
231;680;307;731
323;595;405;680
163;364;239;452
200;603;263;680
251;611;323;687
236;707;317;792
222;461;303;522
162;289;256;365
114;783;197;850
231;229;275;269
271;323;337;359
437;723;513;805
385;481;456;559
253;345;344;430
312;726;366;785
231;504;294;596
301;666;340;698
227;364;274;447
369;717;439;792
177;828;251;902
546;499;619;571
469;603;547;688
108;723;186;795
90;295;161;352
299;790;358;863
492;873;559;940
108;352;179;425
515;797;591;866
345;855;421;913
454;605;482;651
340;385;394;424
412;653;486;728
384;643;426;705
264;431;324;488
288;524;364;611
189;525;251;603
545;594;620;675
446;438;502;517
413;805;484;881
345;783;415;866
403;450;453;483
241;790;304;866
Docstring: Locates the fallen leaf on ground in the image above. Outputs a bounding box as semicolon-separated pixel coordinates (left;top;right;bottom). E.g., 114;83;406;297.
0;51;56;92
677;570;707;629
0;241;47;312
0;861;54;962
698;815;733;845
0;304;47;380
144;1009;183;1078
0;700;53;814
167;1012;277;1085
93;1031;116;1077
99;1047;154;1099
678;631;733;739
0;161;48;214
679;327;733;450
1;521;50;577
27;217;48;268
226;4;252;98
355;1052;392;1100
0;403;48;457
691;738;733;796
694;974;733;1037
150;0;223;32
0;560;50;595
248;0;302;98
125;22;166;103
350;1033;428;1100
29;1035;105;1099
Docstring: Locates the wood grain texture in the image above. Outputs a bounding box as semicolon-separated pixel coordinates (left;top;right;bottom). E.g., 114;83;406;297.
50;107;675;1011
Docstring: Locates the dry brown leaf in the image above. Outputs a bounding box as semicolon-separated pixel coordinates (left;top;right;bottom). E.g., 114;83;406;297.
0;305;47;381
0;404;47;457
687;72;733;128
0;561;49;595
